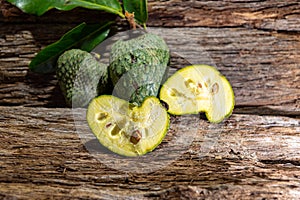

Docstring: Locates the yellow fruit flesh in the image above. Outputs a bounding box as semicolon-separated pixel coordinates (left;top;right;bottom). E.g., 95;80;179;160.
87;95;169;157
159;65;234;123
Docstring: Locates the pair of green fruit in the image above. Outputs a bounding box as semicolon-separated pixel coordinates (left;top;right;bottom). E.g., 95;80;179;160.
56;33;169;107
56;33;234;157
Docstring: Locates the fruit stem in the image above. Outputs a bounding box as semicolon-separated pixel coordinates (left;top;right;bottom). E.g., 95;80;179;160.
125;11;148;31
125;11;136;30
143;23;147;30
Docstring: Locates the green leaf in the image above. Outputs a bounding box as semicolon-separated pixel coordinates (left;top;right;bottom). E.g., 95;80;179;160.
29;21;112;73
78;24;111;52
6;0;125;17
123;0;148;26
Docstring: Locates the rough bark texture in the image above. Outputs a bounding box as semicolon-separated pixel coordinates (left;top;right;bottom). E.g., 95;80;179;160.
147;0;300;31
1;26;299;114
1;107;300;199
0;0;300;199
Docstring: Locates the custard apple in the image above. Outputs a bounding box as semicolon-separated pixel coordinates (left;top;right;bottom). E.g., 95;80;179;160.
56;49;111;107
109;33;170;105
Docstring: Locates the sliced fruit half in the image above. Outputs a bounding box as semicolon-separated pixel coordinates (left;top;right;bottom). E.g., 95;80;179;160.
87;95;169;157
159;65;234;123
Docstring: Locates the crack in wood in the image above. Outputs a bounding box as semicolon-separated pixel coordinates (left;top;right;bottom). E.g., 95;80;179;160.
1;1;300;198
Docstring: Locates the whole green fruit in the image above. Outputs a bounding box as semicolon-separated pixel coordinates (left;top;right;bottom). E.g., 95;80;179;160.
56;49;110;107
109;33;170;105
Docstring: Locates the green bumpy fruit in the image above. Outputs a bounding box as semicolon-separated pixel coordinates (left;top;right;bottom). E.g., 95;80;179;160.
56;49;110;107
109;33;170;105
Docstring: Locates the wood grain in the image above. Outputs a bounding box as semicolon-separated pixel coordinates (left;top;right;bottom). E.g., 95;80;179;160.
1;26;299;114
1;1;299;112
1;0;300;199
0;106;299;199
2;0;300;31
147;0;300;31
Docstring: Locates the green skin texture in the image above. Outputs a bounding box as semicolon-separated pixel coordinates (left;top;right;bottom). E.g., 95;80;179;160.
109;33;170;105
56;49;110;107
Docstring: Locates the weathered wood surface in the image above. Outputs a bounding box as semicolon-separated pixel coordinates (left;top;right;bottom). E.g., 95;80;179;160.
1;27;299;114
0;0;300;199
1;1;300;113
1;106;300;199
2;0;300;30
148;0;300;31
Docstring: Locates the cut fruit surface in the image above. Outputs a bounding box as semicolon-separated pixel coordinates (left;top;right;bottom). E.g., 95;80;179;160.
87;95;169;157
159;65;235;123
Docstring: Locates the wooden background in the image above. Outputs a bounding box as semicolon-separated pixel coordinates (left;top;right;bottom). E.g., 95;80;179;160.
1;0;300;199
